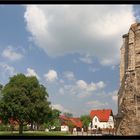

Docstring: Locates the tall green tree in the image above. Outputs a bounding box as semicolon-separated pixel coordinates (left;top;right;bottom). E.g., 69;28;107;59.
44;109;61;130
0;74;51;135
0;84;3;99
0;84;2;91
80;115;91;131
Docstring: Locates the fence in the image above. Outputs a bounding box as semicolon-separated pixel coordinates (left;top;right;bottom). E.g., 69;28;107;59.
73;128;116;136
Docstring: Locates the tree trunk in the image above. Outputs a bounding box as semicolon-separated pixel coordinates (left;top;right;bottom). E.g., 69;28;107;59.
49;125;51;131
10;124;14;133
70;128;73;134
19;122;23;135
31;122;34;131
37;123;39;130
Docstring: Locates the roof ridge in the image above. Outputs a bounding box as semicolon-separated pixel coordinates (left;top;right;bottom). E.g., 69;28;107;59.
90;109;112;122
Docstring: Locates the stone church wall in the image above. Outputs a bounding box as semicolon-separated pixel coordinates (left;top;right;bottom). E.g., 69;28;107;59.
116;23;140;135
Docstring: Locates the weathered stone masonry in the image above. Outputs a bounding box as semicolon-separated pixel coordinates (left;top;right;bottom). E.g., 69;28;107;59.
116;23;140;135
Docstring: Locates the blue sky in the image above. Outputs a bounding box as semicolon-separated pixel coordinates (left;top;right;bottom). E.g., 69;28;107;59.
0;5;139;117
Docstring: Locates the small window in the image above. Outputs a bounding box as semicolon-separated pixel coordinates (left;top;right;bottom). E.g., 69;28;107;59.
95;118;97;122
95;125;97;128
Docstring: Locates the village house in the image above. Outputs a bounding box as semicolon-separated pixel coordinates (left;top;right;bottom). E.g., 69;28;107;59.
88;109;114;130
59;115;83;132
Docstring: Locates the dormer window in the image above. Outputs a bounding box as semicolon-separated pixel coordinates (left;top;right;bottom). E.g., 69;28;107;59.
95;118;97;122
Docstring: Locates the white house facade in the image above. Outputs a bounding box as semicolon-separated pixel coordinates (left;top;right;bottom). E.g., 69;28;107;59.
61;125;69;132
88;109;114;130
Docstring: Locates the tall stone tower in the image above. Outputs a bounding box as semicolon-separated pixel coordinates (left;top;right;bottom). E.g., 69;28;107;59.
116;23;140;135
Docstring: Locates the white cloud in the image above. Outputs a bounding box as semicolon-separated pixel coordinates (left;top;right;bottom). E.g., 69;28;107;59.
0;63;16;83
77;92;92;98
24;5;135;66
111;65;116;70
96;81;106;89
111;65;119;70
73;59;78;64
63;71;75;80
76;80;105;92
24;5;48;43
76;80;88;89
51;104;70;113
2;46;23;61
86;100;108;108
88;81;106;92
59;79;106;98
46;70;106;98
26;68;40;79
79;54;93;64
108;90;118;95
44;69;58;82
59;88;65;95
100;59;116;66
112;95;118;102
110;90;118;103
98;89;118;105
89;67;99;73
0;63;16;76
59;79;64;84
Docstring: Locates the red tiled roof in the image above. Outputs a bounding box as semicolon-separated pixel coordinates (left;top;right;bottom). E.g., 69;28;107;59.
59;115;69;126
90;109;113;122
59;115;69;120
59;115;83;128
69;118;82;128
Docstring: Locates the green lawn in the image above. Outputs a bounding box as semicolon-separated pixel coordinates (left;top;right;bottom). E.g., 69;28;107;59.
0;131;72;136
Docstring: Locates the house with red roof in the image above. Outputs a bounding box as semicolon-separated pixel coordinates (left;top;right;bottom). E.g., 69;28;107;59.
59;115;69;132
59;115;83;132
89;109;114;130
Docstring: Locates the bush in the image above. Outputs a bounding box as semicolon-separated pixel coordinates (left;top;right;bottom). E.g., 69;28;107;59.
38;125;45;131
14;125;19;131
0;124;10;131
23;125;29;131
0;124;6;131
53;127;61;131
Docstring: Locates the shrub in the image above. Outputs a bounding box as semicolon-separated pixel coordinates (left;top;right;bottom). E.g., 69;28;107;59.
23;126;28;131
0;124;11;131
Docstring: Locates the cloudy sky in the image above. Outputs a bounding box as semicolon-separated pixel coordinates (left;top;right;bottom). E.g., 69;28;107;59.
0;5;139;117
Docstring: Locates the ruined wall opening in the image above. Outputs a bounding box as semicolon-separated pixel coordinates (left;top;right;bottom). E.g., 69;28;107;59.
135;96;140;117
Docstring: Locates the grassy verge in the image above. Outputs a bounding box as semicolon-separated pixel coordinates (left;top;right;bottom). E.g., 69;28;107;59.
0;131;72;136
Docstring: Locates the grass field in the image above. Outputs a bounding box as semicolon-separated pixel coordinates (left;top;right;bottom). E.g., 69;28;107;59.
0;131;72;136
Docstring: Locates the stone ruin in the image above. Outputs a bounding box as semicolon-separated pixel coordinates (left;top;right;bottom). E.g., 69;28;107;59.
116;23;140;135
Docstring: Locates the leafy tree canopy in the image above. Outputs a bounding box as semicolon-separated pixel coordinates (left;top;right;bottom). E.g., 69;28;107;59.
0;84;3;90
44;109;61;130
80;115;91;131
0;74;51;135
